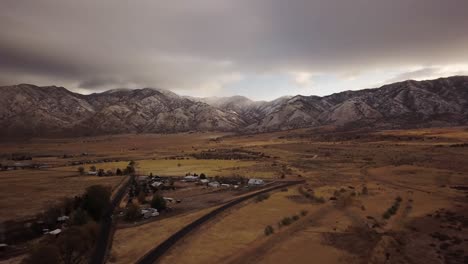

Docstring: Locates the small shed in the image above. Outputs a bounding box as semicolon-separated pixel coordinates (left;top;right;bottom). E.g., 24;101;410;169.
49;229;62;237
151;181;163;188
248;178;265;186
184;175;199;182
57;216;69;222
208;181;220;188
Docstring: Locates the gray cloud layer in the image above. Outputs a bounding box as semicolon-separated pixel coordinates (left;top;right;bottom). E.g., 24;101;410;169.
1;0;468;94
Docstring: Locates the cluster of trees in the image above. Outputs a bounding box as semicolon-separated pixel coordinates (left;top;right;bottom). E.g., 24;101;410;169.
22;185;111;264
125;172;167;222
124;194;167;222
77;160;136;177
299;186;325;203
22;222;99;264
255;193;270;203
264;225;274;236
265;210;308;236
210;175;247;185
10;153;33;161
124;203;141;222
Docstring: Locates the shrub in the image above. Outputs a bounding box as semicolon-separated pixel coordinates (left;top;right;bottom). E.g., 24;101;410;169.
151;194;167;211
292;215;300;221
382;196;402;220
71;208;89;226
123;165;135;175
264;225;274;236
255;193;270;203
125;203;141;221
383;212;391;219
78;166;85;175
300;210;308;216
362;186;368;195
281;217;292;226
314;196;325;203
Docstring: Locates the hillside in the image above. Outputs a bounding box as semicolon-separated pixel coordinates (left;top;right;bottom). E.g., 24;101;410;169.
0;76;467;137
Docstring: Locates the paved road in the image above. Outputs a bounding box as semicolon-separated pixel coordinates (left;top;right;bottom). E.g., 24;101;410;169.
90;175;134;264
136;180;304;264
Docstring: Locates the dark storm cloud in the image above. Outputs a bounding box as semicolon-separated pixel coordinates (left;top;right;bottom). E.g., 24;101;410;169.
1;0;468;93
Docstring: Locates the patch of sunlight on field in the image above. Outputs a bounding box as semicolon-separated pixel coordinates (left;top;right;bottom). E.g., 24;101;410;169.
135;159;258;177
52;158;279;178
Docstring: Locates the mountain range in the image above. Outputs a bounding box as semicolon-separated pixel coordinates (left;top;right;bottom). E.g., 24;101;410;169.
1;76;467;137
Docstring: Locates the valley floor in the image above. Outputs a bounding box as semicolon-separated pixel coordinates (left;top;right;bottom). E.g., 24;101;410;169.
1;127;468;263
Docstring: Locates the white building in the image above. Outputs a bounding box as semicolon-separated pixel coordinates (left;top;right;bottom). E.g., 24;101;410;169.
151;181;163;188
48;229;62;236
57;216;69;222
208;181;220;188
248;178;265;186
184;175;199;182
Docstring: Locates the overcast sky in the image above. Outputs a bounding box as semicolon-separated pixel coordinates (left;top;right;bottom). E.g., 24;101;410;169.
1;0;468;100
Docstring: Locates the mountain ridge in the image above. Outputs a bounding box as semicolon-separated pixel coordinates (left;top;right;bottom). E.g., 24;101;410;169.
1;76;467;137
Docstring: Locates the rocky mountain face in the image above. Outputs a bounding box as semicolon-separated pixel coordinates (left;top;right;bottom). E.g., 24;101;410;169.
196;95;292;124
1;76;467;137
248;76;468;132
0;84;244;137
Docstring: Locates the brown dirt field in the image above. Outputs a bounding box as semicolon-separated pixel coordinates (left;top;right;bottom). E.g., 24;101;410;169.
159;188;316;264
0;169;123;222
109;206;217;264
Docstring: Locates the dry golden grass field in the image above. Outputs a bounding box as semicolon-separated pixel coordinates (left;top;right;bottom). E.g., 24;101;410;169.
1;127;468;264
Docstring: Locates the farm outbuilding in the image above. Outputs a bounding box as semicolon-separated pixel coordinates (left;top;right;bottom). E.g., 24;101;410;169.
208;181;220;188
248;178;265;186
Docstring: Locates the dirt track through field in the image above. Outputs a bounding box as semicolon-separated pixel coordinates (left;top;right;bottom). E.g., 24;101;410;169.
224;204;335;264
